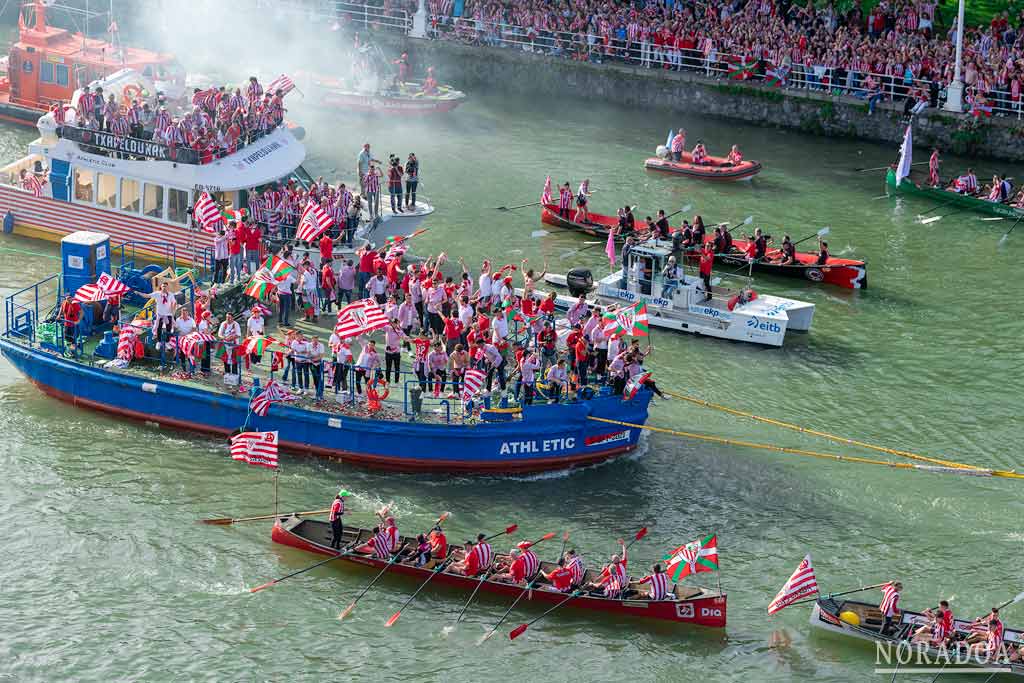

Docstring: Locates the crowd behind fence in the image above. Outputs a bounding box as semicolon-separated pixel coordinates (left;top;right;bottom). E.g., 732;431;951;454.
270;0;1024;120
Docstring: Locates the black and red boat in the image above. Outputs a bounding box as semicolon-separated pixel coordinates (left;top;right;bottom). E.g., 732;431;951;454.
271;516;728;629
539;204;866;289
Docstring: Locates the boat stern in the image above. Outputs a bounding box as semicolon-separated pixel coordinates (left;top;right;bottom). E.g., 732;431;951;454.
742;294;815;333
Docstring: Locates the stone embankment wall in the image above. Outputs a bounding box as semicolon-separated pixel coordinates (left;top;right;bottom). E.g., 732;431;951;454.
387;36;1024;161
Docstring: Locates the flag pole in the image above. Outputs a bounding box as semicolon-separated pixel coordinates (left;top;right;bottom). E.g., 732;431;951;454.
272;466;280;520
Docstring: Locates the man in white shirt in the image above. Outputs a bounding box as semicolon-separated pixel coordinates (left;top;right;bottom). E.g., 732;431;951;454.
145;282;180;348
545;358;569;403
213;229;229;284
475;338;507;391
328;331;353;393
277;268;295;326
365;269;388;305
218;312;242;375
308;335;325;398
289;333;311;393
174;308;197;373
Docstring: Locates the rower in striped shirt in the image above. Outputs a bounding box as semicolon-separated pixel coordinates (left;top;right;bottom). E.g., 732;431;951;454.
586;539;627;597
637;563;670;600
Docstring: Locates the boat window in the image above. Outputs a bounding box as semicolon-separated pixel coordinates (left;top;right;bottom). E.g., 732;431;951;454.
73;168;94;203
167;188;189;225
120;178;140;213
293;164;314;186
142;65;153;78
96;173;117;209
55;64;68;86
143;183;164;219
40;61;53;84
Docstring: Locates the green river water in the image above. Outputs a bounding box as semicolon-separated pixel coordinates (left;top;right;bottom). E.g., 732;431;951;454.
1;65;1023;682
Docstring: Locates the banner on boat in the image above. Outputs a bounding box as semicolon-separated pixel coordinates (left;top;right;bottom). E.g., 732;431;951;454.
61;125;201;164
499;437;576;455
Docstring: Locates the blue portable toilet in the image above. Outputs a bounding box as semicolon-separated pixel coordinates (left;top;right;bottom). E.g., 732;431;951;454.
61;231;111;296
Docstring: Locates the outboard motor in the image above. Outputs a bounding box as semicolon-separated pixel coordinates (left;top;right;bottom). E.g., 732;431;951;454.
566;268;593;296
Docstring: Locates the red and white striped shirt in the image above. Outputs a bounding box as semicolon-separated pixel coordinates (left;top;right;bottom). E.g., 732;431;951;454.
880;583;900;617
988;619;1005;655
372;530;394;559
639;571;669;600
603;562;628;596
364;171;380;194
467;542;493;574
558;187;572;209
329;498;344;521
567;556;585;585
514;550;540;581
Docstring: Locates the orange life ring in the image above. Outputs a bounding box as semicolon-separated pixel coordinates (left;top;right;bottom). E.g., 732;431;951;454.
122;83;143;106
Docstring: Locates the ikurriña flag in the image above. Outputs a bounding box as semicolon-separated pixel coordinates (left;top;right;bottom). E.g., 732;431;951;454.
664;534;719;581
767;554;819;615
230;430;279;469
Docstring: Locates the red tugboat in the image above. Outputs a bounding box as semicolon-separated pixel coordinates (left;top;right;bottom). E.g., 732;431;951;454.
0;1;185;127
271;516;728;629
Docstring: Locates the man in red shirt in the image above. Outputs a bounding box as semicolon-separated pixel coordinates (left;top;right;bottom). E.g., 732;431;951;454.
318;233;335;265
227;224;243;283
574;335;591;386
243;221;263;275
356;242;377;294
320;258;337;314
542;558;574;592
59;294;82;351
699;242;715;302
537;321;557;371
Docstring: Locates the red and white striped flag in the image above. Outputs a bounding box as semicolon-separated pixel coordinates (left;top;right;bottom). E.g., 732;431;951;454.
230;430;279;469
179;330;215;358
96;273;130;296
117;325;139;361
22;174;43;197
249;379;295;417
334;299;389;340
192;87;219;107
193;192;222;233
767;555;819;615
296;202;333;242
461;368;486;403
541;175;552;204
267;74;296;96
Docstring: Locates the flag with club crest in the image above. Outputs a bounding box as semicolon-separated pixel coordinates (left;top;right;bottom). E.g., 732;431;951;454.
602;301;649;338
664;534;719;581
267;74;296;96
230;430;279;469
296;203;333;242
74;273;132;303
179;330;215;358
334;299;389;340
767;555;819;615
193;192;222;232
623;371;651;400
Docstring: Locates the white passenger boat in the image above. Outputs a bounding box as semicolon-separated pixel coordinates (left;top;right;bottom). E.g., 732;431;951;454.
0;70;433;265
544;243;815;347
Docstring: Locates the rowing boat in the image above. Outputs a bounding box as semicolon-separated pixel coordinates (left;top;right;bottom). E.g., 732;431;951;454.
811;596;1024;676
540;203;619;238
271;516;728;628
885;168;1024;219
694;238;867;290
539;204;866;289
644;151;762;181
299;71;466;115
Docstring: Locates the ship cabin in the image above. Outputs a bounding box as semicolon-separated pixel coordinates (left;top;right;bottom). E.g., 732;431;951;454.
0;1;185;115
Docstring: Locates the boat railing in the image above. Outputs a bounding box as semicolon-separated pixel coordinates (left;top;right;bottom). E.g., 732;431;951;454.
55;123;284;166
2;274;61;346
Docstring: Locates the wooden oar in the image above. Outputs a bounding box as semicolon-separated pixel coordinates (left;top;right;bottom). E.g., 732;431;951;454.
855;161;927;173
479;531;569;643
724;215;755;234
995;589;1024;611
451;527;549;627
248;503;396;593
201;507;331;525
999;214;1024;245
249;540;362;593
339;511;451;620
509;526;648;641
916;199;958;220
495;200;543;211
920;207;963;225
384;556;457;627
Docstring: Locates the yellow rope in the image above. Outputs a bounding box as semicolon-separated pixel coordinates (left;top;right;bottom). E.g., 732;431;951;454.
587;416;1020;480
663;390;1022;477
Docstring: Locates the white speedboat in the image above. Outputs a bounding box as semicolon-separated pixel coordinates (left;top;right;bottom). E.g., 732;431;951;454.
0;69;433;265
543;242;814;347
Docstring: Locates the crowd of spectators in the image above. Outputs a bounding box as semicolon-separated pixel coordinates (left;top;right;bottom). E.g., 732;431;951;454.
356;0;1024;115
